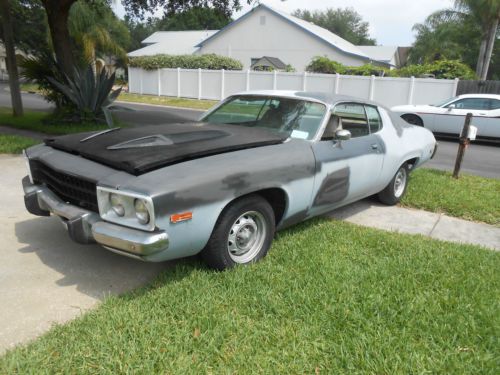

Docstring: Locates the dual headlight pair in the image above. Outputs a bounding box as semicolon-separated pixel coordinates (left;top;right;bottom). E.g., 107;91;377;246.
96;187;155;231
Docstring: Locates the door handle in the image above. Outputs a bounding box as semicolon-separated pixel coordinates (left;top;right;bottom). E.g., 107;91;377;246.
371;144;378;150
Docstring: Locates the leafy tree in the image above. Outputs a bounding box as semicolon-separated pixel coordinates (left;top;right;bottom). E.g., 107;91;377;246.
40;0;252;77
455;0;499;80
156;6;232;31
0;0;49;55
412;1;499;80
293;7;376;46
125;15;159;51
411;4;500;79
69;1;130;63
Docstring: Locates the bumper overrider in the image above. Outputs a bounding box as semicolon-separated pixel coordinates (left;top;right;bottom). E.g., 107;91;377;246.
22;176;169;260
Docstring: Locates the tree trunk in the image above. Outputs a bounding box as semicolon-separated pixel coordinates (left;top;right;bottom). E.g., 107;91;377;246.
479;17;499;80
475;37;487;78
0;0;23;116
41;0;76;77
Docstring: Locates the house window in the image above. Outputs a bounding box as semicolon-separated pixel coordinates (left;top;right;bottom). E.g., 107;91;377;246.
260;16;266;25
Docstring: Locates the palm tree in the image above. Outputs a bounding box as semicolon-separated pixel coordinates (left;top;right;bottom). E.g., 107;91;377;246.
68;1;128;69
455;0;500;80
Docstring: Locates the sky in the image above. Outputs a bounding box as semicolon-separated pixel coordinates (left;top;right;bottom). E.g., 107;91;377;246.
112;0;454;46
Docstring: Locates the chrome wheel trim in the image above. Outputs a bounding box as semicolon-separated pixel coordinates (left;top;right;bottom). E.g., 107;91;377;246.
394;168;407;198
227;211;267;264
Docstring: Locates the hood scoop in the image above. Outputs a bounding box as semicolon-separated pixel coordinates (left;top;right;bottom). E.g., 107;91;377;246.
107;130;228;150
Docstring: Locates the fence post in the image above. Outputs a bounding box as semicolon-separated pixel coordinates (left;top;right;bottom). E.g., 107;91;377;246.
453;77;459;96
369;75;375;100
177;67;181;98
273;70;277;90
140;69;143;95
157;68;161;96
246;69;250;91
198;68;202;100
127;67;132;93
407;76;415;104
334;73;340;94
302;71;307;91
220;69;225;99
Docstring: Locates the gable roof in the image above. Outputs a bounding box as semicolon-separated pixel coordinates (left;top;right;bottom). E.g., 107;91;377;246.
195;3;371;62
128;30;218;57
251;56;287;70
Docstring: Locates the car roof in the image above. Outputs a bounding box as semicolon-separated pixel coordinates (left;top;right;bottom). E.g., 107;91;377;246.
230;90;386;109
457;93;500;100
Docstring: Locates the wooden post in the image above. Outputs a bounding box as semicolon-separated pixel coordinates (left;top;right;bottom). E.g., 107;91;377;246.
452;113;473;179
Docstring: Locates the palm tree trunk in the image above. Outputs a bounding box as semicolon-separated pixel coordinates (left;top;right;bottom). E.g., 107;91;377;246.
0;0;23;116
475;37;487;78
479;18;499;80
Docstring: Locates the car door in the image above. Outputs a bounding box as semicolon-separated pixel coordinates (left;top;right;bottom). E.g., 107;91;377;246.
308;103;385;216
434;97;492;135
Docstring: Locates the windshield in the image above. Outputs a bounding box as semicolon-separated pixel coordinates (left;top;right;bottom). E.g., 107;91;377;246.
201;95;327;140
432;96;457;107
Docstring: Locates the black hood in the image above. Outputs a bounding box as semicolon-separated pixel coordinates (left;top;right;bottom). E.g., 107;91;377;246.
45;122;288;175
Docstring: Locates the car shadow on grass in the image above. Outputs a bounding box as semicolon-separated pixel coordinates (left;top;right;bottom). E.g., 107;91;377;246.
14;216;176;300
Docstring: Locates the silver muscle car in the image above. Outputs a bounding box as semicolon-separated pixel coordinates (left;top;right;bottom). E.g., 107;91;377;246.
22;91;437;270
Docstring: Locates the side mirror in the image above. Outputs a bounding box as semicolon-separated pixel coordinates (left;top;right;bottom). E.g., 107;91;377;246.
447;104;456;110
335;129;351;141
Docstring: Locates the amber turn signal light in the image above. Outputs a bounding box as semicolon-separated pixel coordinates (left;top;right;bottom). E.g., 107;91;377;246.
170;212;193;223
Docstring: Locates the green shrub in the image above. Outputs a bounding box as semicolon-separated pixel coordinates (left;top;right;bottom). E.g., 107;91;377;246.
129;54;243;70
391;60;475;79
306;56;347;74
307;56;475;79
345;64;388;77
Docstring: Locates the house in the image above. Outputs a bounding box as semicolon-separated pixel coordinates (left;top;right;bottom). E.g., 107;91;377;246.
358;46;411;68
251;56;288;71
127;30;218;57
195;4;389;70
127;3;393;71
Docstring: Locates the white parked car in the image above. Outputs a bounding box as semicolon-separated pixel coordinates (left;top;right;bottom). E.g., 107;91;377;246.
392;94;500;141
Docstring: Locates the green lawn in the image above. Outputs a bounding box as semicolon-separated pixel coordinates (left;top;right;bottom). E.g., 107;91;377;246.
0;108;109;135
403;168;500;226
0;134;39;154
118;92;217;110
1;220;498;374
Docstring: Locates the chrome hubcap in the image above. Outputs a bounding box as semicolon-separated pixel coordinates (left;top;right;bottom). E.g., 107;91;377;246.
227;211;266;263
394;168;407;198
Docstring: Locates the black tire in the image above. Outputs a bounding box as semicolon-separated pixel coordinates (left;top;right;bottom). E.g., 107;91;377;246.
201;195;275;271
377;164;409;205
401;114;423;126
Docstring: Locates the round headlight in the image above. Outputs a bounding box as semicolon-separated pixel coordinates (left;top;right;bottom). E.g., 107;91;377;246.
109;193;125;217
134;198;150;225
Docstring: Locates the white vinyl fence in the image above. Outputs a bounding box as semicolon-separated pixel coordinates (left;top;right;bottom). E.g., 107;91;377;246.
128;67;459;108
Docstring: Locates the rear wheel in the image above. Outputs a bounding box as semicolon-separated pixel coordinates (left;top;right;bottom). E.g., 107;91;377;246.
401;114;423;126
377;164;409;205
201;195;275;271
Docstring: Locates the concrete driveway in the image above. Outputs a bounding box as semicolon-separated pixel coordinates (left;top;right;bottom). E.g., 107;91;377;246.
0;155;171;354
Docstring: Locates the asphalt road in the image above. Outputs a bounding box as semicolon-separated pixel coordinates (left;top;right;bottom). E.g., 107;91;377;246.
1;82;498;178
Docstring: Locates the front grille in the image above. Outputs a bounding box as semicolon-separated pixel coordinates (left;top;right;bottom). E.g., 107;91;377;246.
30;160;99;212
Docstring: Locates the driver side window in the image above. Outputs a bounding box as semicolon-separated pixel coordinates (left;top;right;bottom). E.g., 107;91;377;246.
447;98;490;110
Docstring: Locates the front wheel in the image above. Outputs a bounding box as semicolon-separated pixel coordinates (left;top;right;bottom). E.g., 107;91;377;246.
377;164;409;205
201;195;275;271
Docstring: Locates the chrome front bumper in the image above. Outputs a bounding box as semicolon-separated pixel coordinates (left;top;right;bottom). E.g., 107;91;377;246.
22;176;169;259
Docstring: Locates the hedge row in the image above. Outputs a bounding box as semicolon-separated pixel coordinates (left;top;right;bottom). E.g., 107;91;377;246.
129;54;243;71
306;56;476;79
